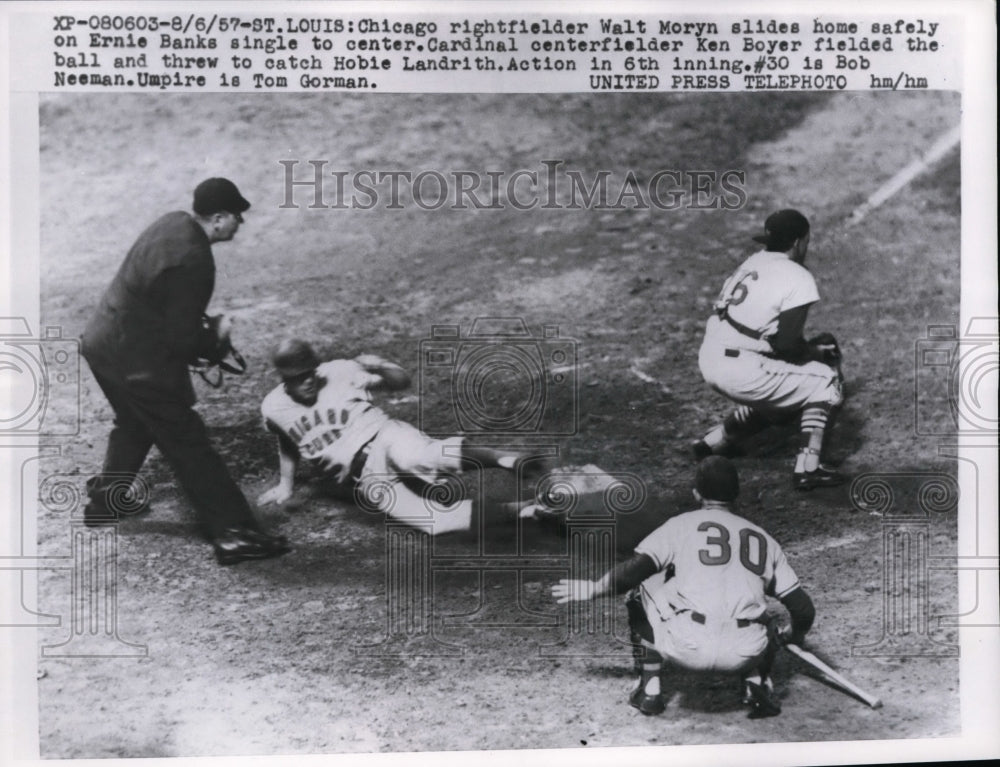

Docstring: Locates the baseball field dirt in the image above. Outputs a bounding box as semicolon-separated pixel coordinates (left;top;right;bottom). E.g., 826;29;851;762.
35;91;961;756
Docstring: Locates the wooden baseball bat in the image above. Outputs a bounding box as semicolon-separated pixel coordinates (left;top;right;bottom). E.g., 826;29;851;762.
785;643;883;709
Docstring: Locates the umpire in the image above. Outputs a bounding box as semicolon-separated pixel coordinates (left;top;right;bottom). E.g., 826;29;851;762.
81;178;290;565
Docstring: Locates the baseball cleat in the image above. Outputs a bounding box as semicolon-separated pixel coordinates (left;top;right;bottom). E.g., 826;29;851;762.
628;683;666;716
691;440;714;460
793;466;846;491
213;527;291;566
743;681;782;719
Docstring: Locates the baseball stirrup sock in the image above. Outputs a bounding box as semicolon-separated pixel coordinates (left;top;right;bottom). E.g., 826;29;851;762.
640;662;662;695
702;424;729;450
796;406;831;472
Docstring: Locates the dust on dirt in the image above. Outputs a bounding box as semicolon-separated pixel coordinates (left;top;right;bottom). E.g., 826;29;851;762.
35;91;960;756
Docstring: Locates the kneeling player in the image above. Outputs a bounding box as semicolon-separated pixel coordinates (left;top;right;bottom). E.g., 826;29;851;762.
552;457;815;718
694;209;845;490
258;338;544;533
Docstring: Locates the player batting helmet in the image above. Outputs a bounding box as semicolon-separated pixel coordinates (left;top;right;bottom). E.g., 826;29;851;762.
752;209;810;252
695;456;740;502
273;338;319;379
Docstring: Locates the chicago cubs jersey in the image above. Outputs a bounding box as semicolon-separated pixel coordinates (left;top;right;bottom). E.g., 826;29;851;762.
635;505;800;623
261;360;391;484
704;250;819;354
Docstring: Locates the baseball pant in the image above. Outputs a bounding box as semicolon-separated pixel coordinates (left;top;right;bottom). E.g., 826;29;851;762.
356;421;471;534
87;366;259;538
698;345;842;413
637;589;769;672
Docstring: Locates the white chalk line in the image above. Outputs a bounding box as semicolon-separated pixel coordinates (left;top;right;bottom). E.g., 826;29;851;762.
789;531;869;556
847;124;961;226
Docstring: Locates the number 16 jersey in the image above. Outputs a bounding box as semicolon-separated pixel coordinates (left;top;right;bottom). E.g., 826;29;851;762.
635;504;801;623
706;249;819;355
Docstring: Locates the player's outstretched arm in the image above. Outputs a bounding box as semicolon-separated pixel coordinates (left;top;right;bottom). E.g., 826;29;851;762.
551;553;658;603
552;578;603;603
355;354;411;391
258;426;299;505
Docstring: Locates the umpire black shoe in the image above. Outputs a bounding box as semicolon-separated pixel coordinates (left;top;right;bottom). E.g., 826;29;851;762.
83;480;152;527
84;498;152;527
793;466;846;491
628;683;666;716
213;527;291;566
744;681;782;719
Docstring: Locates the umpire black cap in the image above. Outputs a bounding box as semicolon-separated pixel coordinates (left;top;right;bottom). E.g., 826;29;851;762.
193;178;251;218
695;456;740;502
752;209;810;251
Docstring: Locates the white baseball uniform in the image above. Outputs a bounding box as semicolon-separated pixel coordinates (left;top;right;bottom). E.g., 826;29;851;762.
634;502;799;672
698;250;842;411
261;359;470;533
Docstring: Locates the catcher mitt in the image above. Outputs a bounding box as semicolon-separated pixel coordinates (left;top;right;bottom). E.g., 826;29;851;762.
808;332;842;367
191;313;247;388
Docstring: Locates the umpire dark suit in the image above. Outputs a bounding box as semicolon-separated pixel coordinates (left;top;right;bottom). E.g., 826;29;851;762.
81;178;289;565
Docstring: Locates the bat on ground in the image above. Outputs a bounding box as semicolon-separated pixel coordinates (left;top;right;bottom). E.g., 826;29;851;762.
784;642;883;709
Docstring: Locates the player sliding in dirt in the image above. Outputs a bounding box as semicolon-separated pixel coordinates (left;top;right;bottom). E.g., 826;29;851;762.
257;338;547;533
553;457;815;718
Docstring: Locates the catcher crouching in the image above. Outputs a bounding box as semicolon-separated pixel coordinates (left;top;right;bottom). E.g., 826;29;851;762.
258;338;547;533
552;457;815;718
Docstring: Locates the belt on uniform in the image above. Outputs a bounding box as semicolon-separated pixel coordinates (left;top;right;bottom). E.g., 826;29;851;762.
348;437;376;483
724;348;740;358
717;307;765;341
685;610;754;629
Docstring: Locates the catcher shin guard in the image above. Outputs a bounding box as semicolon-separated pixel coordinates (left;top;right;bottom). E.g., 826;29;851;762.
626;589;658;670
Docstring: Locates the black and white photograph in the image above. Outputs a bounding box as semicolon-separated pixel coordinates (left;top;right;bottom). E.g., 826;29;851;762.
1;2;996;765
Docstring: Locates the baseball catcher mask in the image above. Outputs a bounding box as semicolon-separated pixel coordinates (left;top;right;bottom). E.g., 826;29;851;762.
191;313;247;388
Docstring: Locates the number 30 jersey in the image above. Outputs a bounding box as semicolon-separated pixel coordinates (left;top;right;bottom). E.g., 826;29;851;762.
705;250;819;355
635;504;800;622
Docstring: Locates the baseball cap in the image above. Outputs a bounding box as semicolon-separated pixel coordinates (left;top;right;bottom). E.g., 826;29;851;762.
752;209;810;248
273;338;320;379
193;178;251;218
695;456;740;502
